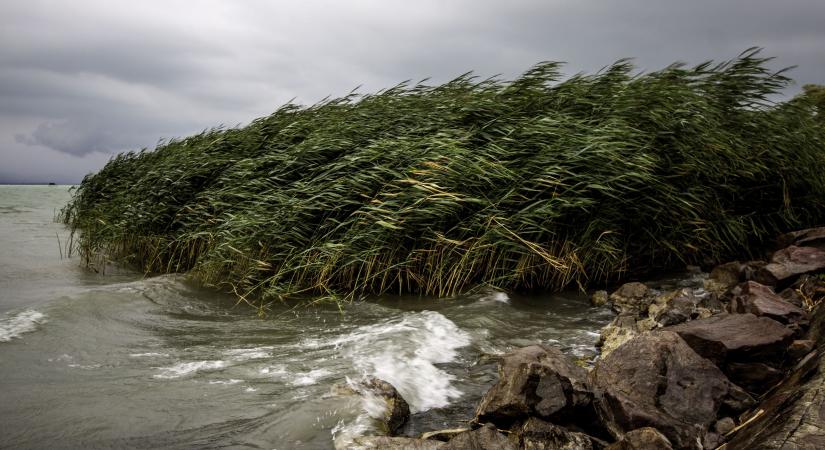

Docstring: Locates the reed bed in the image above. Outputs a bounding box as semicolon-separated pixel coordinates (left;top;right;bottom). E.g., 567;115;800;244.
61;49;825;305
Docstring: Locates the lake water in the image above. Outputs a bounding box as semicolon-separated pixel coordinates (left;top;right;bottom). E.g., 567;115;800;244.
0;185;613;449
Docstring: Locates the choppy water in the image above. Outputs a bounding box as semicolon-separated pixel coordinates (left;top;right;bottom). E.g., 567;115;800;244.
0;185;614;450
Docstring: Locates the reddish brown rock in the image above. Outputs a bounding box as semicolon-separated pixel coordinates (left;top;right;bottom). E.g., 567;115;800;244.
590;331;751;450
755;245;825;287
731;281;808;325
667;313;794;367
776;227;825;251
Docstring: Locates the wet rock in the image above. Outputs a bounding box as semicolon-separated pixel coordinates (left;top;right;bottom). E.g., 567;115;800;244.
604;428;673;450
609;282;652;315
590;331;750;449
714;417;735;435
598;315;641;358
730;281;808;325
441;423;516;450
475;345;601;433
351;376;411;435
350;436;445;449
755;245;825;287
666;313;794;369
648;288;698;326
512;417;604;450
592;290;609;307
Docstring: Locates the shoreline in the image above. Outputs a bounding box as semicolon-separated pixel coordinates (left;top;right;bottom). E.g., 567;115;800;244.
347;226;825;449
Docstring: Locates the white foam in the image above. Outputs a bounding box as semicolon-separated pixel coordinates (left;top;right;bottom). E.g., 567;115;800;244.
0;309;47;342
290;368;333;386
208;379;243;385
129;352;170;358
153;360;225;379
312;311;471;413
224;346;273;361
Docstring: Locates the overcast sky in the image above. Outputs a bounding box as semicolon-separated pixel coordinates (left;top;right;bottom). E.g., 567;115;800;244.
1;0;823;183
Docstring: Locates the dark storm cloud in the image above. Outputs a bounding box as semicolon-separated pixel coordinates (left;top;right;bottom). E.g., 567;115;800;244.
1;0;824;182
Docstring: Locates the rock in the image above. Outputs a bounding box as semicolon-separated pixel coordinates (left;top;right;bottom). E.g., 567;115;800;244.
475;345;601;433
609;282;652;315
350;436;445;449
714;417;736;435
441;424;516;450
788;340;815;361
722;344;824;449
648;288;698;326
590;331;750;449
776;227;825;251
725;361;785;394
779;287;805;308
693;307;714;320
598;315;641;358
710;261;744;288
350;376;411;435
755;245;825;287
742;260;768;281
604;428;673;450
666;313;794;368
730;281;808;325
512;417;604;450
592;290;609;307
420;429;470;442
702;432;722;450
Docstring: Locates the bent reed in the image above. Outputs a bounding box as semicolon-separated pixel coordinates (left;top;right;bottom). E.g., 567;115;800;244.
62;49;825;307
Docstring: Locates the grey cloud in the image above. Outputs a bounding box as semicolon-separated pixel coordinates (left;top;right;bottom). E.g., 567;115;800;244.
1;0;824;182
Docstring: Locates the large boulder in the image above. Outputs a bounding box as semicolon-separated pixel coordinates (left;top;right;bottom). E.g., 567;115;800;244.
666;313;795;394
609;282;653;315
511;417;605;450
590;331;752;450
755;245;825;287
667;313;794;367
475;345;602;434
604;428;673;450
730;281;808;325
441;424;516;450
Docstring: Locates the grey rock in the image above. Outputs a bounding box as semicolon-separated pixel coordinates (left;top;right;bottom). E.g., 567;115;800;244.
592;290;610;307
350;436;445;449
351;376;411;435
475;345;601;433
513;417;603;450
714;417;735;435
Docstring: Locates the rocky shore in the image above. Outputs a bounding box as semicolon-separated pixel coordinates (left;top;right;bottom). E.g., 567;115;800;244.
343;227;825;449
